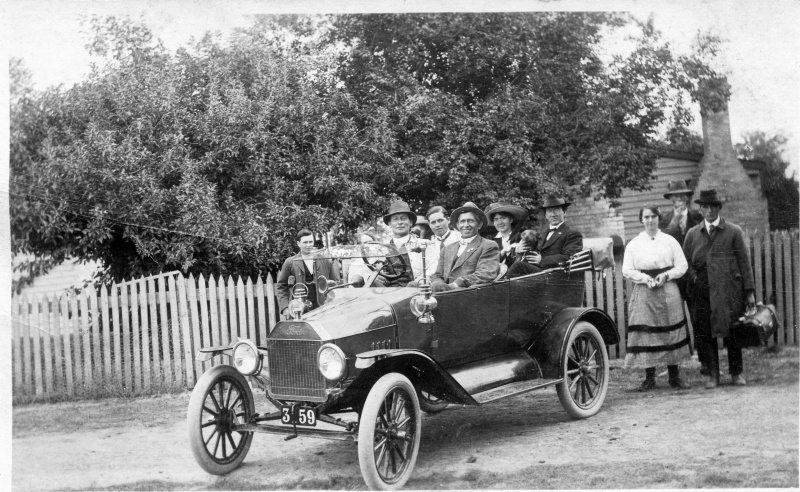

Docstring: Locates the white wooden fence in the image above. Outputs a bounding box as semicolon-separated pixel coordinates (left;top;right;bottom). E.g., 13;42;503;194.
12;272;276;400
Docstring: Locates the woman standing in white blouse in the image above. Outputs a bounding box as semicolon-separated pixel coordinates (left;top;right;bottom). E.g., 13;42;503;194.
623;205;691;391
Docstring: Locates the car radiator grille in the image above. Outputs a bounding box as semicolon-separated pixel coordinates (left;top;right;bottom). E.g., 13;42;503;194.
267;339;327;401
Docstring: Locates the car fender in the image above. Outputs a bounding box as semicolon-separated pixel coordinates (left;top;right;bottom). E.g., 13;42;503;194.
195;341;268;362
527;307;619;379
346;349;478;406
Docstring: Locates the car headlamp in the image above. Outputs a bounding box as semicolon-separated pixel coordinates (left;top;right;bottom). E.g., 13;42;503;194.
232;340;261;376
317;343;347;381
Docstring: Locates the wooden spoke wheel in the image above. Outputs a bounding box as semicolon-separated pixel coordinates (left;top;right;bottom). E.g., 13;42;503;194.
358;373;422;490
556;321;609;419
187;365;255;475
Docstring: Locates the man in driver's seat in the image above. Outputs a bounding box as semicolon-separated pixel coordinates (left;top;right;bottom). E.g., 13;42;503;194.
378;200;423;287
428;202;500;292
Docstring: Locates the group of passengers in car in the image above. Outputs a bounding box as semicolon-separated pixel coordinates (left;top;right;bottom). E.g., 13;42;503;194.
275;193;584;316
378;194;584;292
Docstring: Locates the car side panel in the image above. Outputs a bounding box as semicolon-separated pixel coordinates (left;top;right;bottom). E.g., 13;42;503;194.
395;293;435;354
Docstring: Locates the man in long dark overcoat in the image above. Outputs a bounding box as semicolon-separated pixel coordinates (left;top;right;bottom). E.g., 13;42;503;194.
683;189;756;388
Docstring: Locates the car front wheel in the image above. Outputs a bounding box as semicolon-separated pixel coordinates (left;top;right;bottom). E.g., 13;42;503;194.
187;364;255;475
358;373;422;490
556;321;609;419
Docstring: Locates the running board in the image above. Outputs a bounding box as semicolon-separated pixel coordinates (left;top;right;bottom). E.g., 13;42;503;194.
472;378;562;405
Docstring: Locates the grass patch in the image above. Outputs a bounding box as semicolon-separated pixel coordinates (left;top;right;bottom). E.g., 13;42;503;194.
13;370;189;406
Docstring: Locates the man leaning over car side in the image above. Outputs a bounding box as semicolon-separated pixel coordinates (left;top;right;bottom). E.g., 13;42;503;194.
428;201;500;292
276;228;340;318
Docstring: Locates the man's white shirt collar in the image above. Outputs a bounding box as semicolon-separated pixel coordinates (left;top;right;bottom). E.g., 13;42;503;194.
705;217;720;233
459;235;478;246
392;235;411;247
549;221;564;230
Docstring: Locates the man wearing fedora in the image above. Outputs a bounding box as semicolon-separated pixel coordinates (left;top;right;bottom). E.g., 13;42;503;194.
379;199;426;287
660;179;706;370
428;202;500;292
683;189;756;388
507;192;583;276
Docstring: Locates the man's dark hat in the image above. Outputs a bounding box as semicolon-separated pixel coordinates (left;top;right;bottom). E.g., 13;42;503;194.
450;201;488;232
540;193;571;209
382;200;418;225
484;203;529;224
694;189;724;206
664;180;694;199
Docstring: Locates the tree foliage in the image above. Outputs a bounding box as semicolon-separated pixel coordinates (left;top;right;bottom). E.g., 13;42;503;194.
735;131;799;230
11;13;718;281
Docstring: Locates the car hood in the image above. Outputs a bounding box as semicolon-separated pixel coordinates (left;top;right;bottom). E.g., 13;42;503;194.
298;288;402;339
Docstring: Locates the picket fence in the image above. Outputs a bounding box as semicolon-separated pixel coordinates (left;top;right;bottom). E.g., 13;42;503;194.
12;272;277;400
11;229;799;400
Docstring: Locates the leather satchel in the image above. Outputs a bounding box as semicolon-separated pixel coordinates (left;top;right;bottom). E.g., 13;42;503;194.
731;303;780;348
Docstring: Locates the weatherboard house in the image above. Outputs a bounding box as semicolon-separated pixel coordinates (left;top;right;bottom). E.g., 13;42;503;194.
567;104;768;247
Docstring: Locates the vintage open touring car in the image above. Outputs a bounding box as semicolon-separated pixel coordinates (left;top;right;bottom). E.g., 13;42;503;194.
187;241;619;489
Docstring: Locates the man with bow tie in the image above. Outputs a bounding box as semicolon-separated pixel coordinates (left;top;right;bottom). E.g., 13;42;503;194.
428;202;500;292
506;193;583;276
683;189;756;389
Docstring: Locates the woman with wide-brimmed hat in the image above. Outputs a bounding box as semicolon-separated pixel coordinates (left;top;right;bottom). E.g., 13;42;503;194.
484;202;530;267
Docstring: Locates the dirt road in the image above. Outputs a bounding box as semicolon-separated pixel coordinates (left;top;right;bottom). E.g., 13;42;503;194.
13;348;799;490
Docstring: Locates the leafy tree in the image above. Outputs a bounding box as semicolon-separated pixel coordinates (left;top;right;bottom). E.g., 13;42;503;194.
735;131;799;230
11;13;724;281
325;13;723;213
11;16;395;282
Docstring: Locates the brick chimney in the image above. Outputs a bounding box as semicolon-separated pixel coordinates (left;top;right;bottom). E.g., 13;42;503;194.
695;101;768;233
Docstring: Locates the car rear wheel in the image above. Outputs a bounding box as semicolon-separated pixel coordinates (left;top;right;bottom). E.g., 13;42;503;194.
358;373;422;490
417;389;448;414
556;321;609;419
187;364;255;475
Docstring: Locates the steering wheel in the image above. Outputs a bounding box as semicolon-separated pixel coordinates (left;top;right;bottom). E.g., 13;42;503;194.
360;241;408;286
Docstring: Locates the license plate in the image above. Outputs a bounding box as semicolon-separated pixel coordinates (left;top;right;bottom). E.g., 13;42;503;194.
280;405;318;427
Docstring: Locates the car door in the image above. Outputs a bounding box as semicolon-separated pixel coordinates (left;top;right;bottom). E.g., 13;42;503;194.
430;281;511;368
507;269;586;347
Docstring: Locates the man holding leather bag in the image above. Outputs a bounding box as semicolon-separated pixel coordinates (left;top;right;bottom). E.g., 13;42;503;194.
683;190;756;389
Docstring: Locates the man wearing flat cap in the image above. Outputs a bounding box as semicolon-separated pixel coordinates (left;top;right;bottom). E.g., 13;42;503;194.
659;179;706;370
660;180;703;248
378;200;426;287
683;189;756;389
507;192;583;276
429;202;500;292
